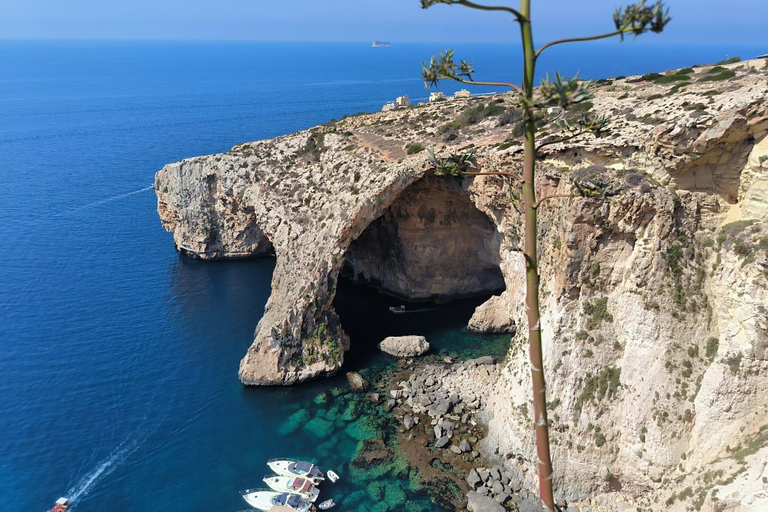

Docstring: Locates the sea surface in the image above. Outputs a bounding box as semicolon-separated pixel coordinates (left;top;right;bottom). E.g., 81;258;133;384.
1;41;764;512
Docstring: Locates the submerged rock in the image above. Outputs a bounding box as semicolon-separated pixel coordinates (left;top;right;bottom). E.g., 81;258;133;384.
346;371;370;391
378;335;430;358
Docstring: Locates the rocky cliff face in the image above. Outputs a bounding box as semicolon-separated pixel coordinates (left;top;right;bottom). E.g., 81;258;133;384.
156;59;768;508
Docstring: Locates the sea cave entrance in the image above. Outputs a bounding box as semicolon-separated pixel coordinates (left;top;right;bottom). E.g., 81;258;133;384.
333;175;508;369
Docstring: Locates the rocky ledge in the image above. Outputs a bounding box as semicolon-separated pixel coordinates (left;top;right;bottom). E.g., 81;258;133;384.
156;59;768;509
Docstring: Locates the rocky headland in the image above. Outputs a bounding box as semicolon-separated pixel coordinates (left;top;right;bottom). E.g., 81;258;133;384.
155;59;768;511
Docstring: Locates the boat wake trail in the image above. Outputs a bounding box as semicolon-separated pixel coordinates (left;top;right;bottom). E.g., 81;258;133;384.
66;434;145;505
73;185;154;211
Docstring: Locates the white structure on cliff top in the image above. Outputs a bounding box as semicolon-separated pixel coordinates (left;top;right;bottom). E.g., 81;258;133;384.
429;91;446;102
395;94;410;107
454;89;471;99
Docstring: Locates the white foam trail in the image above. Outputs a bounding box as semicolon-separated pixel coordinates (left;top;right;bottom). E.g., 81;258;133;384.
74;185;153;211
66;434;144;505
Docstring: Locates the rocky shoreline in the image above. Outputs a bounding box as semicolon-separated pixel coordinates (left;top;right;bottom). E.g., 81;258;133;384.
385;355;537;512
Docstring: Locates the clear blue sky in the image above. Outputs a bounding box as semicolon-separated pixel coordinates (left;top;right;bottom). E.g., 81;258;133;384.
1;0;766;44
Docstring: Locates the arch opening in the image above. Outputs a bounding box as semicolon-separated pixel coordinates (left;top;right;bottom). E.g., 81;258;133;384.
333;175;507;368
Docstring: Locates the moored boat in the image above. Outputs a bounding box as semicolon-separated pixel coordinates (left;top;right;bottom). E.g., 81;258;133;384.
240;489;315;512
326;470;339;483
318;499;336;510
267;459;324;484
263;474;320;502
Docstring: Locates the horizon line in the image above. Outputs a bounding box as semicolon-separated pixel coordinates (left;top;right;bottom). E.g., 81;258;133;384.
0;37;763;47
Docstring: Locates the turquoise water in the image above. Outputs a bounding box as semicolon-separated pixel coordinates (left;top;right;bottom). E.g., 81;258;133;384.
1;41;765;512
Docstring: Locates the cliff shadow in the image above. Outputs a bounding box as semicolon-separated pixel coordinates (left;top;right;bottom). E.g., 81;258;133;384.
333;175;507;368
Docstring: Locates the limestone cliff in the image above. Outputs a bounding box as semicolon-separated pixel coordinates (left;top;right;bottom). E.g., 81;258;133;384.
156;59;768;508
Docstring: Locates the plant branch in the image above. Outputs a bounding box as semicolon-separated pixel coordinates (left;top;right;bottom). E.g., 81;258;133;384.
452;76;522;92
534;193;579;208
457;0;525;21
535;29;623;58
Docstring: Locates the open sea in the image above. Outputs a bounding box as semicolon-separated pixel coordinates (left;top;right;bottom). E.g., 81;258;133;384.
1;40;764;512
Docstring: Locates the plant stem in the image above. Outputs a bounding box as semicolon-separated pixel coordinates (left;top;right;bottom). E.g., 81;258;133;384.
520;1;555;510
535;29;624;58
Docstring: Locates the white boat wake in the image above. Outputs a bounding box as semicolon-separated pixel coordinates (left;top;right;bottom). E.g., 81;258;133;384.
66;434;144;505
73;185;153;211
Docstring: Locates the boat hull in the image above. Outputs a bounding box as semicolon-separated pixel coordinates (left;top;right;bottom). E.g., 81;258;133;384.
267;460;324;484
263;475;320;502
241;489;314;512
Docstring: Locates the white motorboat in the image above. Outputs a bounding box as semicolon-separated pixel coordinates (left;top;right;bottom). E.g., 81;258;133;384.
326;470;339;483
263;475;320;502
318;499;336;510
240;489;315;512
267;459;325;484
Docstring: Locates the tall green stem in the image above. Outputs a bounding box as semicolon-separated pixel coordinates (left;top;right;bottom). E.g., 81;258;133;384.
519;1;555;510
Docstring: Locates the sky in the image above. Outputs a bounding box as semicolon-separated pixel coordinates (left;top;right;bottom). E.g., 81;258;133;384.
1;0;767;44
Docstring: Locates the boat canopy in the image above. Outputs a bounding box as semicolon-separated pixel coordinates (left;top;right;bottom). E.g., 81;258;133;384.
294;461;314;474
273;493;303;508
291;478;312;493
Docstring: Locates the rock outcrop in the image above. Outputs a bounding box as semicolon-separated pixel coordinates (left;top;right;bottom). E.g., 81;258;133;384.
378;335;430;357
156;59;768;509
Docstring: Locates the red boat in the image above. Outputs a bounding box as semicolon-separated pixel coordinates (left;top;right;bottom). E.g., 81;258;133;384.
48;497;70;512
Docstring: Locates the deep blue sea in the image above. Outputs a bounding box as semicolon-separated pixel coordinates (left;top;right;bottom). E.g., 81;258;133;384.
1;41;764;512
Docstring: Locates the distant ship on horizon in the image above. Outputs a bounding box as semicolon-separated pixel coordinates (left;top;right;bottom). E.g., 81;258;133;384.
372;41;391;48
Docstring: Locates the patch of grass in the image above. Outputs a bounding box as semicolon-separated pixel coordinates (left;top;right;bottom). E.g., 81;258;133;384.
642;72;662;81
669;82;691;94
716;56;741;65
717;219;760;248
498;108;522;127
732;424;768;463
456;102;506;127
583;297;613;329
498;139;521;150
727;353;743;374
298;133;326;160
699;67;736;82
406;143;424;155
646;93;664;101
655;72;691;84
576;366;621;411
569;101;594;112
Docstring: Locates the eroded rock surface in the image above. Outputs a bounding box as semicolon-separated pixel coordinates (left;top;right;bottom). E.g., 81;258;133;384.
378;335;430;358
156;60;768;509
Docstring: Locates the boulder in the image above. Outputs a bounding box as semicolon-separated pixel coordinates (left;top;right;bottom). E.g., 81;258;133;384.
459;439;472;453
468;355;496;366
435;436;450;448
433;400;451;416
378;335;430;358
467;294;517;334
467;468;482;489
467;491;506;512
346;371;370;391
403;414;415;431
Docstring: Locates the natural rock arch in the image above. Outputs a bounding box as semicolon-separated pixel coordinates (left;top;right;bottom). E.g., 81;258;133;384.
342;175;505;302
